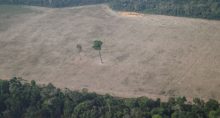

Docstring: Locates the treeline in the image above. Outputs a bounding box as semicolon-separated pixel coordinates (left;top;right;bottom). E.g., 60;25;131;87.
0;78;220;118
0;0;220;19
0;0;108;7
109;0;220;19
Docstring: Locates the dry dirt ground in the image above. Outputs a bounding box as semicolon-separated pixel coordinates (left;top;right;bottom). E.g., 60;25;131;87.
0;5;220;101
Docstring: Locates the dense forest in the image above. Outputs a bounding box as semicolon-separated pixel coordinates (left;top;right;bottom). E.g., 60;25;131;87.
0;0;220;19
109;0;220;19
0;0;108;7
0;78;220;118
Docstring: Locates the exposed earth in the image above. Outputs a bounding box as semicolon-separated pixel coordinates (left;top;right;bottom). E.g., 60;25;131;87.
0;5;220;101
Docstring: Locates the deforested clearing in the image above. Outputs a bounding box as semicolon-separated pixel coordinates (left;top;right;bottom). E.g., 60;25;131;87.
0;5;220;101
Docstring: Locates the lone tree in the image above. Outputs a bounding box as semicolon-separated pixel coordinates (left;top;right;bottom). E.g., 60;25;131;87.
76;44;82;60
92;40;103;63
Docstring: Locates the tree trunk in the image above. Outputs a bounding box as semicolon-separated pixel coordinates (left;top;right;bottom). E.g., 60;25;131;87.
99;50;103;64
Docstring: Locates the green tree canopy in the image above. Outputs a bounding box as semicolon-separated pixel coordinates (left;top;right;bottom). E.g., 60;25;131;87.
92;40;103;63
92;40;103;50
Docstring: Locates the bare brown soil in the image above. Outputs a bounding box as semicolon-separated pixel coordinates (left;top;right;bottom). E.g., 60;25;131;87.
0;5;220;101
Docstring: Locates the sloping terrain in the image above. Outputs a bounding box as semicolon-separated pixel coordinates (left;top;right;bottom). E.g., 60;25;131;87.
0;5;220;100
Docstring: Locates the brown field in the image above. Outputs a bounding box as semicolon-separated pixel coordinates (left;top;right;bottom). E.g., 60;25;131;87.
119;12;144;17
0;5;220;101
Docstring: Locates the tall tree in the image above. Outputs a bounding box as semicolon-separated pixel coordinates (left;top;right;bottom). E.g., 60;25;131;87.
92;40;103;64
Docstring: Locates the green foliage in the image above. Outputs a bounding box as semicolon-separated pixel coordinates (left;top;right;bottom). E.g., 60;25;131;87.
0;78;220;118
1;0;220;19
109;0;220;19
209;109;220;118
152;114;162;118
92;40;103;51
0;0;108;7
92;40;103;63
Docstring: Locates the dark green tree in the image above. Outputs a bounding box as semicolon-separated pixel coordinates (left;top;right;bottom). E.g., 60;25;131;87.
92;40;103;64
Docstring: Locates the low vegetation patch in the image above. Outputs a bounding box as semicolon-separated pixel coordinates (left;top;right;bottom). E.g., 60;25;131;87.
0;5;33;15
0;5;35;31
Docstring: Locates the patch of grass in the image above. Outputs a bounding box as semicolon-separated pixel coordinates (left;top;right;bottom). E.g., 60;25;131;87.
0;5;33;15
0;5;34;32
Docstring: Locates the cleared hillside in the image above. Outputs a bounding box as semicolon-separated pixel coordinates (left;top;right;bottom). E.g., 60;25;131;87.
0;5;220;101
